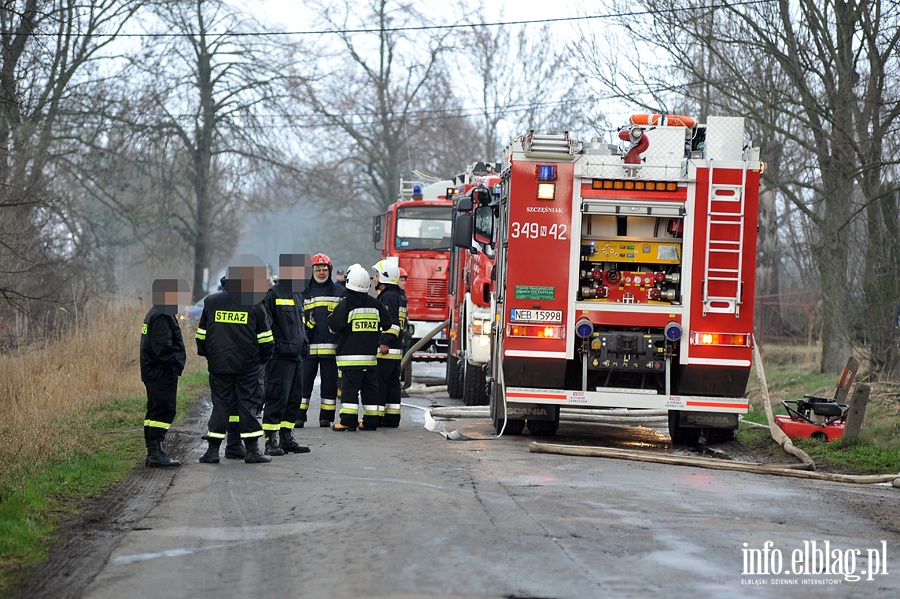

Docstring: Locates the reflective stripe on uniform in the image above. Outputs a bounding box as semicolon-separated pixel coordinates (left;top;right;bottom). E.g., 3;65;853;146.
275;298;296;306
384;403;401;415
258;329;274;344
196;327;207;340
336;354;377;367
304;297;341;310
262;422;280;431
379;348;403;360
363;403;380;416
144;419;171;429
320;398;336;407
208;431;226;439
309;343;337;355
387;324;401;336
240;430;264;439
339;402;360;415
229;415;240;423
279;421;295;430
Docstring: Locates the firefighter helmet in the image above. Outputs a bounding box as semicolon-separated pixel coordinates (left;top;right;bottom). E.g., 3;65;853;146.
345;264;370;293
372;260;400;285
311;253;332;269
398;267;408;279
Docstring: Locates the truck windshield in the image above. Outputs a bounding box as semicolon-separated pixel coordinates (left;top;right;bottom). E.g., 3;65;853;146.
394;205;453;250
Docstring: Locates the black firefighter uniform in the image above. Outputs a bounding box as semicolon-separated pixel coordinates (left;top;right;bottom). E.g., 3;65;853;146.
301;275;345;424
376;283;407;427
328;291;391;430
140;306;186;443
196;290;274;442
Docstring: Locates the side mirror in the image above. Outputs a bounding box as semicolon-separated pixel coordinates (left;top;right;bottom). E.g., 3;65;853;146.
453;213;474;248
473;186;492;206
373;214;384;249
473;205;494;245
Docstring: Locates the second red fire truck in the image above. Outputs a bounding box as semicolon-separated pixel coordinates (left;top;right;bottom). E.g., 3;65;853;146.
456;115;761;443
373;179;455;362
446;163;501;406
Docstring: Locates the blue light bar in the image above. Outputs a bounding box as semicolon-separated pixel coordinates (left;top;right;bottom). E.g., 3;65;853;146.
538;164;557;181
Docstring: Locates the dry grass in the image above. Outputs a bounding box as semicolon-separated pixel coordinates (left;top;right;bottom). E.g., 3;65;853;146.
0;297;203;486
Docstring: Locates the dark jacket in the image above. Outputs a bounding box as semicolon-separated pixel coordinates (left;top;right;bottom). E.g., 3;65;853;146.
376;284;408;360
302;277;346;357
140;307;186;381
196;290;274;374
328;290;391;369
262;280;307;361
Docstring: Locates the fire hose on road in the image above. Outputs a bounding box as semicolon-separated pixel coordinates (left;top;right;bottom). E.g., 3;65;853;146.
418;336;899;487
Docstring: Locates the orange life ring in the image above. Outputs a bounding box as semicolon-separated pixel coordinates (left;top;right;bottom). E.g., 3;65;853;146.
630;113;697;128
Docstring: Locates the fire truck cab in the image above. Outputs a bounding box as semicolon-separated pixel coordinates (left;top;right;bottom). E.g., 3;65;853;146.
446;163;502;406
463;115;761;443
373;178;455;361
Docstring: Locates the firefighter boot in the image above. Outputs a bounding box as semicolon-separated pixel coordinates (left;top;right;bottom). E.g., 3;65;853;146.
244;437;272;463
145;439;181;468
279;429;311;454
199;439;221;464
264;431;284;456
225;428;245;460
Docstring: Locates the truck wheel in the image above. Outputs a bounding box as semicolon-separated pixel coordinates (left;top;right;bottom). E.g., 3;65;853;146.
527;418;559;437
463;361;488;406
493;417;525;436
446;355;462;399
668;410;701;446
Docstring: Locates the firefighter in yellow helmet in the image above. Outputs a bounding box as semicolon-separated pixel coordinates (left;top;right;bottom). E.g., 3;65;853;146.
327;264;391;431
372;260;408;428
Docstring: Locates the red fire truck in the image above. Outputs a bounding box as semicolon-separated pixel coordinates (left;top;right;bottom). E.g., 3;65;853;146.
457;115;761;443
446;164;501;406
373;179;455;361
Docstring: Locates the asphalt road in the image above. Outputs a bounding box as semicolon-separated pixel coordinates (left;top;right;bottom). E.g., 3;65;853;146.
38;364;900;598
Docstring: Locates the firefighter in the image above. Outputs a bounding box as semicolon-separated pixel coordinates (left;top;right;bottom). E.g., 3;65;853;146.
260;253;312;456
300;253;345;428
140;278;190;468
328;264;391;431
372;260;408;428
196;260;275;464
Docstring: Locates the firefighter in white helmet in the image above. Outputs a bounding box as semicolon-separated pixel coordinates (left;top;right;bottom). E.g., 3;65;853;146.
327;264;391;431
372;259;408;428
300;252;345;427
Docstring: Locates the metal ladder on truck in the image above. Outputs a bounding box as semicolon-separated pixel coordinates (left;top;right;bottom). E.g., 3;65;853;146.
702;163;748;317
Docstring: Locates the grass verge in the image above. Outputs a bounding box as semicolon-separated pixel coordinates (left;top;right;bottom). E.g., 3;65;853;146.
0;300;207;595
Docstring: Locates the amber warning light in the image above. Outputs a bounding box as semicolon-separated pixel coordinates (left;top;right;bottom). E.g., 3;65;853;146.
690;332;750;347
507;324;564;339
592;179;678;192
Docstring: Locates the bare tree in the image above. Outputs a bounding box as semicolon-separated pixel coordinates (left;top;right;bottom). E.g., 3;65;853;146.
453;12;607;159
570;0;900;375
288;0;459;212
93;0;297;301
0;0;143;337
